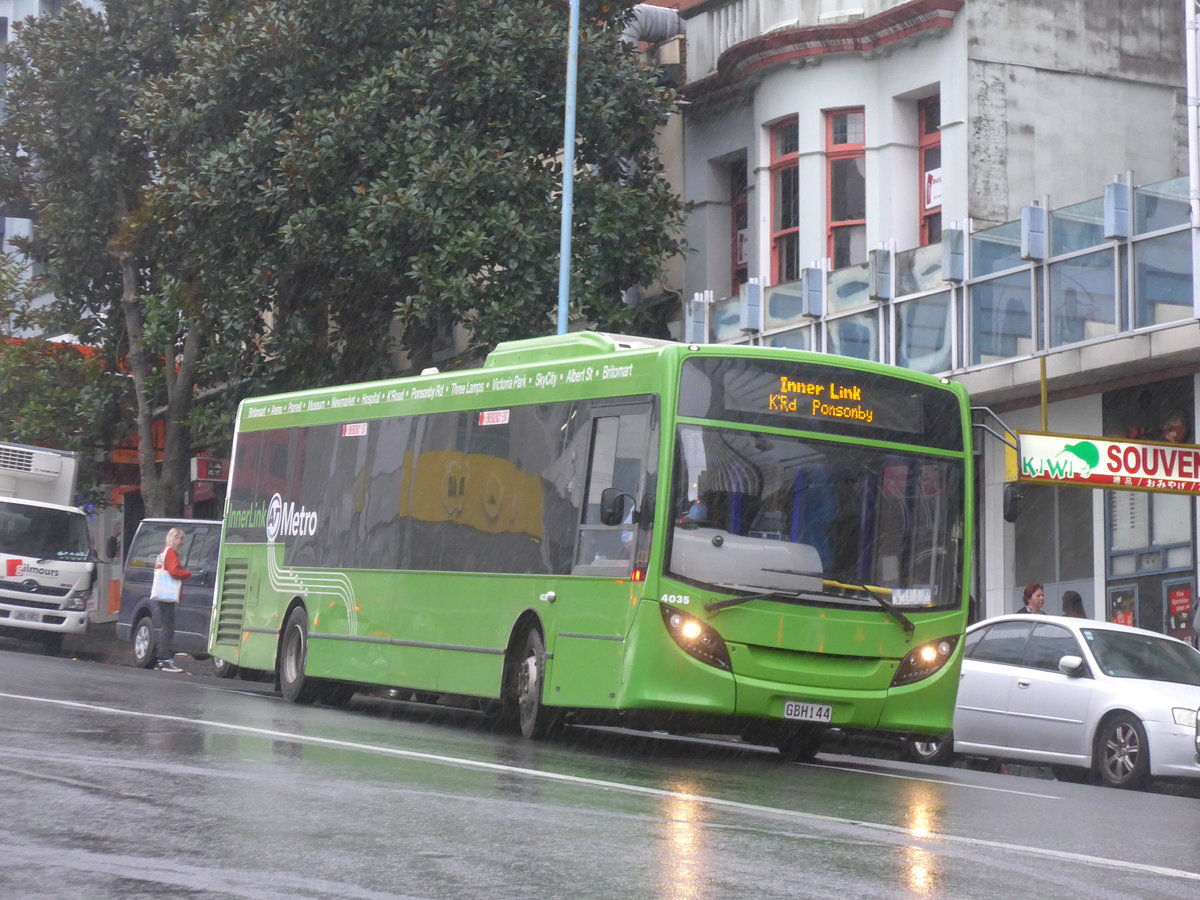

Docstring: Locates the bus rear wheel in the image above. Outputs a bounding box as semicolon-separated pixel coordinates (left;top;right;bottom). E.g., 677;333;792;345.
515;629;562;740
279;606;318;704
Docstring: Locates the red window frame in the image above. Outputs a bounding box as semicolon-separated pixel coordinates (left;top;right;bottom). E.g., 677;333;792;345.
770;119;800;285
825;108;866;269
918;96;942;246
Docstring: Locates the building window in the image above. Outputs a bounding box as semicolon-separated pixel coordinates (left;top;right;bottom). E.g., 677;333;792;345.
730;158;748;295
771;119;800;284
919;97;942;246
826;108;865;269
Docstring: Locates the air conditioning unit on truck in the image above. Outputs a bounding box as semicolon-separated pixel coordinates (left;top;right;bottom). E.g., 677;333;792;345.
0;442;96;654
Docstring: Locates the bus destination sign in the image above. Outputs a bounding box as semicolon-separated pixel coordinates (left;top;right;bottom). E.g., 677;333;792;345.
679;356;946;439
769;376;875;425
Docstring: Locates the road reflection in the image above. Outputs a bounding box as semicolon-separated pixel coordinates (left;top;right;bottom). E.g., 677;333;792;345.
657;780;707;900
898;781;943;896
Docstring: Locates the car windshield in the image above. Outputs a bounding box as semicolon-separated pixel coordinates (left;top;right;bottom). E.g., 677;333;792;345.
0;504;91;561
666;423;963;609
1083;628;1200;686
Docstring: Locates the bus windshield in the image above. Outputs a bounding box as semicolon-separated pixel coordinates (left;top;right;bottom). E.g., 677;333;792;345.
667;423;963;609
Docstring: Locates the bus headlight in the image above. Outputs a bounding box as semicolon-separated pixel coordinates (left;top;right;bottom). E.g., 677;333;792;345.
891;635;959;687
660;605;731;671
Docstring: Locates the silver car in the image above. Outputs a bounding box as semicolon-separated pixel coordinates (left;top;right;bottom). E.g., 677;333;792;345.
907;614;1200;789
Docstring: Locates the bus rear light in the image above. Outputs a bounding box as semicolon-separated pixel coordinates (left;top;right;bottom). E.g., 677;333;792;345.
891;635;959;687
660;604;731;671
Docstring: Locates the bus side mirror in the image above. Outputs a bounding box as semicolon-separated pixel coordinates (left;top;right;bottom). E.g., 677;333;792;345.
105;535;120;560
1003;482;1024;523
600;488;636;526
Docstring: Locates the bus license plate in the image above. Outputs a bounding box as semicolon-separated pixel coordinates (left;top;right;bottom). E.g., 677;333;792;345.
14;610;40;622
783;700;832;723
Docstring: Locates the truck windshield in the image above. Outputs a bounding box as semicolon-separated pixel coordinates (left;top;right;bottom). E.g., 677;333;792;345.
0;504;92;561
666;424;963;610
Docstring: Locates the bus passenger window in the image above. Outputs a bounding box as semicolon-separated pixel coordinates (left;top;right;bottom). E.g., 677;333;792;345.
576;409;649;570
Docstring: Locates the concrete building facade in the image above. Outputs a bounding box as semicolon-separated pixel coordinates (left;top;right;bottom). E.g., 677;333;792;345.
648;0;1200;637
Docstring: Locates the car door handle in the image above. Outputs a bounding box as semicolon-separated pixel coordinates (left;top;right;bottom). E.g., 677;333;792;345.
1017;679;1031;689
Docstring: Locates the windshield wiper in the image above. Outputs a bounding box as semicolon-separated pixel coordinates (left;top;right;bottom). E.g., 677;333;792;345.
704;586;806;614
759;568;916;636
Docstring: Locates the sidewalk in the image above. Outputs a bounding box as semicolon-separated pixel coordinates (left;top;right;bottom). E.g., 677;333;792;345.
63;620;127;666
55;621;225;676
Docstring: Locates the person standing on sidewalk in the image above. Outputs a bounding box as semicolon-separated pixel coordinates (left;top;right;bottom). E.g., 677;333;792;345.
151;528;192;673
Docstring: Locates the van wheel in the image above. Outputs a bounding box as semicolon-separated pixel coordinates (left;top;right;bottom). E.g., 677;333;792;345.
211;656;239;679
131;616;156;668
279;607;318;704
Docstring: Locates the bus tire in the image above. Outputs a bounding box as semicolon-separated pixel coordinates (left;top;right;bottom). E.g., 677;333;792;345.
279;606;318;704
131;615;157;668
515;629;562;740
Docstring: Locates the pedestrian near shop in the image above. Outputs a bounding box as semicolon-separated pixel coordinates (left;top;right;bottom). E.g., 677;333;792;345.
151;527;192;673
1062;590;1086;617
1018;582;1045;614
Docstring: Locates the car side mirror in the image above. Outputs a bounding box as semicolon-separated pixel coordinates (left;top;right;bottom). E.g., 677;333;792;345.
1058;654;1085;676
599;487;636;526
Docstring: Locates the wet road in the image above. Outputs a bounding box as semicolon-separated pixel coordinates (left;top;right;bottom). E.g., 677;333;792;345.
2;649;1198;899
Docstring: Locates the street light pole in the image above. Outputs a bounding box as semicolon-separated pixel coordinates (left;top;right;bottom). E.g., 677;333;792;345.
556;0;580;335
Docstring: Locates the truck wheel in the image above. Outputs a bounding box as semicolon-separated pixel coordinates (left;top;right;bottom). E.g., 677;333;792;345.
131;616;156;668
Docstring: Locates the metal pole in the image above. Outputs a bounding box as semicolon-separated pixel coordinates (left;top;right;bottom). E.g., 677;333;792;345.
1187;0;1200;314
556;0;581;335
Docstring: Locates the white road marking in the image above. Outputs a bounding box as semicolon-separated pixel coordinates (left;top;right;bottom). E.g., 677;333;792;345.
803;760;1064;799
4;690;1199;884
0;762;149;799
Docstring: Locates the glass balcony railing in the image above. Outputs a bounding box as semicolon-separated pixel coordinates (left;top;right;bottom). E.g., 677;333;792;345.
702;176;1196;376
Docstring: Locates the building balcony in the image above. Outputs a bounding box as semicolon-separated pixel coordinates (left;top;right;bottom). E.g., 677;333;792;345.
694;175;1197;407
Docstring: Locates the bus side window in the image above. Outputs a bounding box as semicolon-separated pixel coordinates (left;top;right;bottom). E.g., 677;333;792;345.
576;407;649;570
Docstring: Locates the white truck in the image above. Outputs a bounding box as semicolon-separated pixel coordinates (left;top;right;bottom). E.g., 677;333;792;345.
0;441;97;653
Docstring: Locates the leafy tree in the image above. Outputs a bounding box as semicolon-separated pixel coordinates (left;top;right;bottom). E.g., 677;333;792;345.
134;0;685;382
0;0;684;510
0;0;216;516
0;334;128;503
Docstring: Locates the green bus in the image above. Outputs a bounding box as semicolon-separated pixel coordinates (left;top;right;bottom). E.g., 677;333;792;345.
210;332;973;758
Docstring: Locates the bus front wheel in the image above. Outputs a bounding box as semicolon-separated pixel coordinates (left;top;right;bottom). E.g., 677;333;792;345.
515;629;562;740
279;607;318;704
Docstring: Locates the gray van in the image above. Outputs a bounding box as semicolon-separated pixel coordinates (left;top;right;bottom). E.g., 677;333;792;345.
115;518;234;676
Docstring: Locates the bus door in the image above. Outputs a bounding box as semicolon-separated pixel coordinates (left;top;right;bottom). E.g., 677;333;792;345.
548;401;655;707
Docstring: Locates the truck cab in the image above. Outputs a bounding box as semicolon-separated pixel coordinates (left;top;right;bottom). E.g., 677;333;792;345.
0;496;96;654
